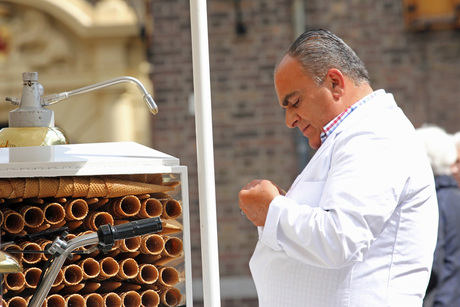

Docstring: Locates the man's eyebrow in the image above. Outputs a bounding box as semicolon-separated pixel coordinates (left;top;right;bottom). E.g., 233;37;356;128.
282;92;298;107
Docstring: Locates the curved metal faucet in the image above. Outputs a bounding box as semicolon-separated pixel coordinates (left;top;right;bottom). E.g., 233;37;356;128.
41;76;158;115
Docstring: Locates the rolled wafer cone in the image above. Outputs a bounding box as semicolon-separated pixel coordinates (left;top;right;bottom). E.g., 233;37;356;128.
59;283;85;295
24;222;51;234
7;178;25;198
154;253;185;267
46;294;66;307
105;249;121;258
89;197;110;210
102;292;122;307
0;178;13;198
41;202;65;225
51;197;67;203
139;234;164;255
119;236;141;253
52;269;64;287
133;263;158;284
65;294;85;307
98;281;122;293
79;282;101;294
4;272;25;292
18;205;45;228
72;176;90;198
140;283;160;291
161;199;182;219
83;211;114;231
137;193;151;200
24;178;39;198
66;220;83;232
62;264;84;285
49;284;65;294
115;258;138;280
5;197;23;204
28;197;45;205
24;267;42;288
64;198;88;220
88;176;108;198
84;293;104;307
38;177;59;198
78;257;100;280
19;241;41;264
140;289;160;307
35;239;53;261
86;197;99;205
120;290;142;307
106;195;141;218
1;208;25;234
56;176;74;198
104;177;174;198
95;257;119;281
136;198;163;218
0;208;3;226
7;296;27;307
162;236;183;257
156;266;180;287
159;219;183;235
116;251;141;260
136;253;161;264
2;298;7;307
4;243;23;263
160;287;182;307
117;283;142;292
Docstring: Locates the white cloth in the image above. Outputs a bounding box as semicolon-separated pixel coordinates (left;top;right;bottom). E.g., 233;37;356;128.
249;90;438;307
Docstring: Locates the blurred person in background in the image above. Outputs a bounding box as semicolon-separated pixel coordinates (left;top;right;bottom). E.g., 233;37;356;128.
451;132;460;187
238;29;438;307
416;125;460;307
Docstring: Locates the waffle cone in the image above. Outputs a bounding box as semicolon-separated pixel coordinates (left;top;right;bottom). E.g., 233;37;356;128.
24;178;39;198
88;177;108;198
56;177;74;198
160;287;182;307
7;178;24;198
38;177;59;198
98;282;122;293
72;176;90;198
104;178;174;198
79;282;101;295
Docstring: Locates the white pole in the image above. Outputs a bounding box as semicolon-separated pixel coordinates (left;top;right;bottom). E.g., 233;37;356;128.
189;1;222;307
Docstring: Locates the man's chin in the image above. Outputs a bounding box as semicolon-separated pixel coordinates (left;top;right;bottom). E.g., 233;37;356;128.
308;139;321;150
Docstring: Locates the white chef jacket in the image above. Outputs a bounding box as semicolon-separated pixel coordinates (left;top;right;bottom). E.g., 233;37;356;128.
250;90;438;307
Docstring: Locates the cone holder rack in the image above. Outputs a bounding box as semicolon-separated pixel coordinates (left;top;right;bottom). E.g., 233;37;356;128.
0;141;193;307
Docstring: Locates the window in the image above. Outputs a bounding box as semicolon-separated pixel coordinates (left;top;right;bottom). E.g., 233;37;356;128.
403;0;460;31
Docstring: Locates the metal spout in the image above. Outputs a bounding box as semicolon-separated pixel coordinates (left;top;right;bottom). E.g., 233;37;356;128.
0;250;22;273
41;76;158;115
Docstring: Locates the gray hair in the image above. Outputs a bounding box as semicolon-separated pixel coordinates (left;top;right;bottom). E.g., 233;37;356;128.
416;125;457;176
281;29;370;86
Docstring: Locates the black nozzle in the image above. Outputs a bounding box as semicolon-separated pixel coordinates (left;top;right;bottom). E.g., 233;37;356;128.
97;217;162;253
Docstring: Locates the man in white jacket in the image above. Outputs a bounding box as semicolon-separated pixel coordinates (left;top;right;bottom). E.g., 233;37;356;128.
239;29;438;307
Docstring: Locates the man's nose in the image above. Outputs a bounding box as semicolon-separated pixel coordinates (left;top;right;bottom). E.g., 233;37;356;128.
286;110;299;128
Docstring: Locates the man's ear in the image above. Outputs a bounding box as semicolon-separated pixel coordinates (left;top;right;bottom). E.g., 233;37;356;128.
325;68;345;99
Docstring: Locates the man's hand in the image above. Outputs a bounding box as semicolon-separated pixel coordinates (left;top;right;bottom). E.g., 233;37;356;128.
238;179;284;226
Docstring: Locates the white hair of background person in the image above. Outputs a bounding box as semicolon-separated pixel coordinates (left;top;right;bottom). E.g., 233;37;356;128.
453;132;460;150
415;125;458;176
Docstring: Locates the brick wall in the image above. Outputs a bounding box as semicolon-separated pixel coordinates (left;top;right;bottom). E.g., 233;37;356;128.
148;0;460;306
149;1;297;306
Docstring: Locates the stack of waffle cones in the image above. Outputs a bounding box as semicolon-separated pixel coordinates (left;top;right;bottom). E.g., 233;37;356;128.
1;174;186;307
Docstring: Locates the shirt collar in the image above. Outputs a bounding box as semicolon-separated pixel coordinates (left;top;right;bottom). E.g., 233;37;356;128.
320;89;385;144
